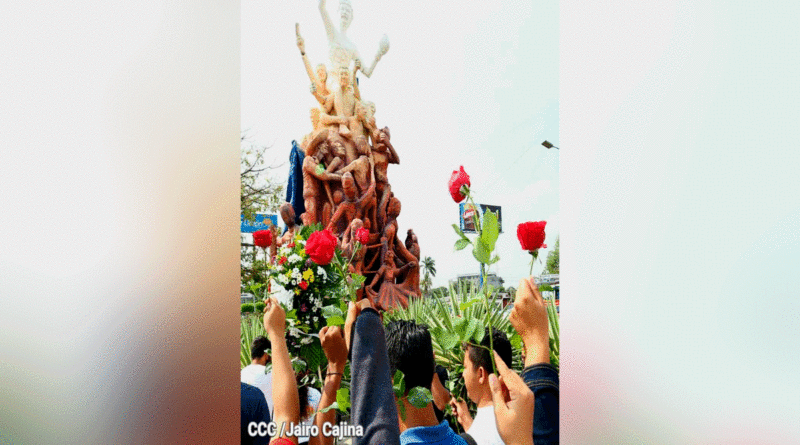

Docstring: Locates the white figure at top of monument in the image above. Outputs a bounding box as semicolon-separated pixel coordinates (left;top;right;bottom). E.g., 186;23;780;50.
318;0;389;78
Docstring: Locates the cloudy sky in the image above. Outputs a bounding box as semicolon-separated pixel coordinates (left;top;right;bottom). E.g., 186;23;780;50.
242;0;558;288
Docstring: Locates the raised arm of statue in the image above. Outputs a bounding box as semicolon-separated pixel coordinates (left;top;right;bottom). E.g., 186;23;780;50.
359;35;389;78
318;0;336;42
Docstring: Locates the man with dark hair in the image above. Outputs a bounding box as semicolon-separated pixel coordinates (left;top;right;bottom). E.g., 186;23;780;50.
385;320;467;445
241;382;271;445
241;336;274;416
451;328;512;445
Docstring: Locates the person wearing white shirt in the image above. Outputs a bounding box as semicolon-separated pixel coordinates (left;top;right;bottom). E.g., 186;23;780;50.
241;336;274;416
450;328;514;445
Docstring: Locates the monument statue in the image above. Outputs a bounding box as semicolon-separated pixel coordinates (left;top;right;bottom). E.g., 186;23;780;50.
283;1;419;309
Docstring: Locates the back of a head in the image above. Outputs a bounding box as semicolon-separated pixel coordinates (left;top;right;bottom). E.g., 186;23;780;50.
385;320;435;391
251;336;271;361
467;328;512;374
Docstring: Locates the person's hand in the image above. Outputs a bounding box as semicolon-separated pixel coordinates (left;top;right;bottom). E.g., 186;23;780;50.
488;351;534;445
448;397;473;430
510;277;550;366
319;325;347;373
262;297;286;339
344;299;372;351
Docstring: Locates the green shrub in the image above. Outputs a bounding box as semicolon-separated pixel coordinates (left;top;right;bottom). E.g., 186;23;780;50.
241;314;267;368
241;303;255;314
254;301;266;313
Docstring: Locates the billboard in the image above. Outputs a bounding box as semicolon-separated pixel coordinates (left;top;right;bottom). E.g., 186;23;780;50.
241;213;279;233
459;203;502;234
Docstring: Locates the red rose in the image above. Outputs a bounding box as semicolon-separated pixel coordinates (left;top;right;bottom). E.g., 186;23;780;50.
517;221;547;252
356;227;370;245
253;230;273;248
448;166;471;203
278;256;288;265
288;242;296;248
298;281;308;290
305;229;337;265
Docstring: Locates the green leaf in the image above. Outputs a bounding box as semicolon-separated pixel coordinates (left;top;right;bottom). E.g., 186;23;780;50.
481;210;500;253
488;255;500;265
322;305;344;319
440;330;460;350
510;333;523;351
317;402;339;414
452;223;469;241
292;358;307;372
326;315;345;326
350;273;366;287
398;400;406;421
464;319;479;343
453;317;469;339
472;238;491;264
473;320;485;343
393;370;406;396
458;297;482;311
407;387;433;409
286;309;298;319
454;238;470;251
336;387;351;412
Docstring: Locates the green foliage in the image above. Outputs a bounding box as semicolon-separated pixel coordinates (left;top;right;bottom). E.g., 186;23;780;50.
539;283;554;292
241;314;267;368
254;302;266;313
241;132;284;222
384;281;522;402
421;256;437;297
241;303;255;314
545;236;559;274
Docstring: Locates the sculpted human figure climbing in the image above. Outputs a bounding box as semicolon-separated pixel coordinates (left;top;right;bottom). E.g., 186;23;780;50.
301;133;343;225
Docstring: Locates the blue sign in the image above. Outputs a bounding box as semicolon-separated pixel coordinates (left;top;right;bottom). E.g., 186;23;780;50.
241;213;279;233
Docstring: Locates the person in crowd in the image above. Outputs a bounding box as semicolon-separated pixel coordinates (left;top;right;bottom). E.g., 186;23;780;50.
450;328;513;445
241;336;274;416
308;325;348;445
241;381;271;445
385;319;468;445
509;277;559;444
486;350;535;445
345;298;401;445
297;383;322;444
263;297;302;445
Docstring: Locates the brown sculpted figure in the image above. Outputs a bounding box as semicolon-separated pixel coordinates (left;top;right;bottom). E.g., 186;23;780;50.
396;229;421;298
365;249;415;310
335;136;373;195
277;203;299;246
326;172;376;237
372;127;400;228
302;136;342;225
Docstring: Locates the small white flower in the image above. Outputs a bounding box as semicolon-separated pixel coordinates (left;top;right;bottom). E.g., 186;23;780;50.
288;254;302;264
301;336;313;345
313;316;319;322
291;279;297;285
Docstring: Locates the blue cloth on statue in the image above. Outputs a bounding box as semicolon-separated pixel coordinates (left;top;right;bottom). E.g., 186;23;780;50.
285;140;305;226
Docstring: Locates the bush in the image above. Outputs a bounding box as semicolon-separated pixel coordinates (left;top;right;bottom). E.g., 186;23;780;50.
241;303;255;314
254;301;266;313
241;314;267;368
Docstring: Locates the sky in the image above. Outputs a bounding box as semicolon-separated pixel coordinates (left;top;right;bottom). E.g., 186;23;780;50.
242;0;558;289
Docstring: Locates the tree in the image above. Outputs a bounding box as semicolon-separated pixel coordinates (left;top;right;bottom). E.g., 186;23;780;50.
241;131;284;291
241;132;284;222
545;236;559;275
420;256;437;297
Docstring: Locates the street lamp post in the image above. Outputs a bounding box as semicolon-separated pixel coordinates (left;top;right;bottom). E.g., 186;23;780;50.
542;140;559;150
